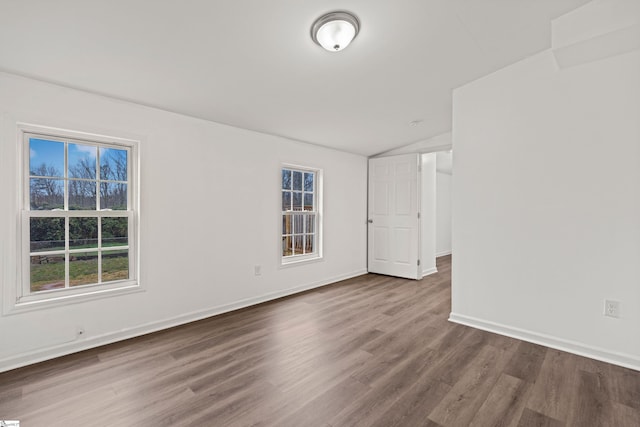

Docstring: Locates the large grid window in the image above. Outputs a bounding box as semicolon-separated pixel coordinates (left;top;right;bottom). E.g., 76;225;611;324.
20;130;138;303
281;167;320;262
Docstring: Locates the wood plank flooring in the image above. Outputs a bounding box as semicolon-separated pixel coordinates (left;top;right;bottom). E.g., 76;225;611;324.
1;255;639;426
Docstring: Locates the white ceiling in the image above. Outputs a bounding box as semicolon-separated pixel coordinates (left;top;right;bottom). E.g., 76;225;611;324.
0;0;590;156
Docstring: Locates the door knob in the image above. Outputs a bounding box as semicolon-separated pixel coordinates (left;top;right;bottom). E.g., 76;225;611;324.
367;219;373;223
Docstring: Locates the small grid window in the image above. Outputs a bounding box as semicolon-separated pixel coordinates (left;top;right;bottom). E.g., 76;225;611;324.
20;129;138;303
281;167;320;262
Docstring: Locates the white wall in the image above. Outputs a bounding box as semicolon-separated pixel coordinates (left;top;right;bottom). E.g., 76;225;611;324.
451;34;640;368
436;151;452;257
421;153;437;276
0;72;368;372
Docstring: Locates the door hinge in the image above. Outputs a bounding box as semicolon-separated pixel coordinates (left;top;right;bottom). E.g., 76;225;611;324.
417;212;420;219
417;259;420;266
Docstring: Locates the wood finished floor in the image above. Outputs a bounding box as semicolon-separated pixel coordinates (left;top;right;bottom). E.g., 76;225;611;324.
1;256;639;426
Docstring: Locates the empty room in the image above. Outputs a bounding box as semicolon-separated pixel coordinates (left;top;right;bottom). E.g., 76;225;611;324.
1;0;639;426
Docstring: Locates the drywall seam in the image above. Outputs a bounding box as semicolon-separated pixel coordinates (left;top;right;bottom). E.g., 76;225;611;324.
552;23;640;68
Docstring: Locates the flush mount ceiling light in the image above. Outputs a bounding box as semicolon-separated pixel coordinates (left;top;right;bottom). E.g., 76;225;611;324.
311;11;360;52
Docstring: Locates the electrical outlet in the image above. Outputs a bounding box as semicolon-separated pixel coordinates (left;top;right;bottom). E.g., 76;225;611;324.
604;300;620;318
254;265;261;276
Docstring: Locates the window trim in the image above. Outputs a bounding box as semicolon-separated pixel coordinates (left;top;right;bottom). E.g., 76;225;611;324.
6;123;142;314
280;163;323;266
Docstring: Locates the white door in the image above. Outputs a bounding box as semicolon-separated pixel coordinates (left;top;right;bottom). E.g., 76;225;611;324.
368;154;421;279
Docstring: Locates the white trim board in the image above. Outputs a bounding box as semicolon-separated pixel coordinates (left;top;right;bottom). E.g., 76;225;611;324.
449;312;640;372
421;267;438;278
0;269;368;373
436;250;452;258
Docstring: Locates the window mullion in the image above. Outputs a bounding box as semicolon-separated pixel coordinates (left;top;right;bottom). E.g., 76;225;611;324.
64;216;70;289
314;176;318;255
98;216;103;284
126;146;132;211
23;134;30;209
21;212;30;298
128;214;134;281
64;142;69;211
96;146;101;210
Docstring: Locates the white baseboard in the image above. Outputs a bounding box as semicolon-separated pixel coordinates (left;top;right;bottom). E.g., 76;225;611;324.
421;267;438;278
448;312;640;372
436;250;452;257
0;269;368;373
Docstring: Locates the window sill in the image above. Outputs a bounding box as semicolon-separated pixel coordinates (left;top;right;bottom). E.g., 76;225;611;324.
280;255;324;268
6;281;143;315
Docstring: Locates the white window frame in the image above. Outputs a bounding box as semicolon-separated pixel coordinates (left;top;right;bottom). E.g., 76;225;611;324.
280;164;323;266
9;123;141;313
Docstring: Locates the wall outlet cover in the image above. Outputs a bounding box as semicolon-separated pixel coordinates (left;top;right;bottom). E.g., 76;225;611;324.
604;300;620;318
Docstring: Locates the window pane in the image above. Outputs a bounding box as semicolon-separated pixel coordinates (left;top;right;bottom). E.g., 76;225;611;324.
293;171;302;191
304;173;314;192
29;138;64;178
282;214;292;235
293;235;303;255
102;250;129;282
305;235;315;254
69;217;98;249
102;217;128;247
30;254;65;292
68;143;97;179
30;218;65;252
100;147;128;181
304;193;313;211
282;191;291;211
30;178;64;210
69;252;98;287
305;214;316;234
100;182;127;210
282;236;293;257
292;192;302;211
293;214;303;234
282;169;291;190
69;179;97;210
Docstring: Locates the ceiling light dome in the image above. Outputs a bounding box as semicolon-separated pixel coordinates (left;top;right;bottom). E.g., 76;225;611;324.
311;11;360;52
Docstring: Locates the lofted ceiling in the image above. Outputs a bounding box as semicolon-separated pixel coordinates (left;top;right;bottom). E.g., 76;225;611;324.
0;0;591;156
